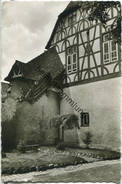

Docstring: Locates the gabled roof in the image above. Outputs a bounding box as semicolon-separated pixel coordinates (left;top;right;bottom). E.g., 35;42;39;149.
45;1;93;49
4;60;26;82
59;1;81;18
5;47;64;82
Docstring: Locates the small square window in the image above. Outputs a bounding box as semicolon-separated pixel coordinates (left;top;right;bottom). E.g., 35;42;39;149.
80;112;89;127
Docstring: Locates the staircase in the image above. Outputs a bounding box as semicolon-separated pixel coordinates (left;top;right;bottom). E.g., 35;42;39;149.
25;77;51;103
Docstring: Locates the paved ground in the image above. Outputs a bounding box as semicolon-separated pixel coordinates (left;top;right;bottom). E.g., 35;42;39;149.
1;159;120;183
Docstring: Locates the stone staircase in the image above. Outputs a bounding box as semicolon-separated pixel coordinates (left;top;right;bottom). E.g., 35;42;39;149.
25;74;51;103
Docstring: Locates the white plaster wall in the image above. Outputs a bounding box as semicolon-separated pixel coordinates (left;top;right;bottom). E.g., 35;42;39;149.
10;82;60;145
33;89;60;120
60;77;121;151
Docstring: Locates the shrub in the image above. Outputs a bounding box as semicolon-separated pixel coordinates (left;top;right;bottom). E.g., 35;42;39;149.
17;140;25;153
56;141;65;150
2;152;6;158
73;156;88;165
82;131;93;149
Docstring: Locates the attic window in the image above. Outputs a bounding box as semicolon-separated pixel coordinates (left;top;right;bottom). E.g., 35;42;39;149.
68;12;76;26
13;70;23;78
80;112;89;127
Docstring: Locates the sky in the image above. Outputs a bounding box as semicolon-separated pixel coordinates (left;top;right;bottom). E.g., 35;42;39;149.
1;0;69;81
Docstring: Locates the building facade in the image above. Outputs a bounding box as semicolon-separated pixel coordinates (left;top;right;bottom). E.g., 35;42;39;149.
2;2;121;151
2;48;64;150
46;2;121;150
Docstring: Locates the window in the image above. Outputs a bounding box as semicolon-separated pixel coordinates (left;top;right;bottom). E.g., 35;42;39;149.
80;112;89;127
111;40;118;61
103;33;118;63
103;42;109;63
68;12;76;26
66;45;77;74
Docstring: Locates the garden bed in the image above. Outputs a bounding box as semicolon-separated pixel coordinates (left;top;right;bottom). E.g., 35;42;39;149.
66;147;120;160
2;146;120;175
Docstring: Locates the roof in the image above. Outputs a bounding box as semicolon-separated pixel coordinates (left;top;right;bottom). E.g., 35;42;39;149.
45;1;93;49
5;47;64;82
59;1;81;18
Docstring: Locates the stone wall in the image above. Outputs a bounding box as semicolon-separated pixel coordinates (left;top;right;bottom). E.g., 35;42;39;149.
2;80;60;150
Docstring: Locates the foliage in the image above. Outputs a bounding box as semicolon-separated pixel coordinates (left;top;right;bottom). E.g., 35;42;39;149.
111;17;121;43
102;151;120;160
88;2;121;43
56;141;65;150
2;147;120;175
2;148;87;175
50;114;79;129
2;97;17;123
2;152;6;158
82;131;93;148
17;140;25;153
1;95;19;151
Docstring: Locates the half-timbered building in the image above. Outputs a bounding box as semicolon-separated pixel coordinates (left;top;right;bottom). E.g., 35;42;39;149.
2;1;121;151
46;1;121;150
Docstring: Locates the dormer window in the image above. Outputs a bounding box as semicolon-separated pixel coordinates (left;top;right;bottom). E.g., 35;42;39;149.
66;45;77;74
12;65;23;79
68;12;76;26
13;70;23;78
